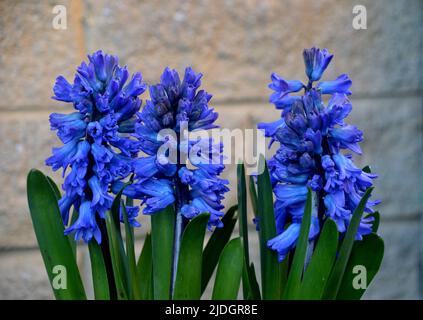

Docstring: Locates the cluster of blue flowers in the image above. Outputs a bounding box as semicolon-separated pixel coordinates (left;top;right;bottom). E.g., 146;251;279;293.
258;48;379;261
46;51;146;243
47;52;229;244
112;67;229;229
47;48;377;252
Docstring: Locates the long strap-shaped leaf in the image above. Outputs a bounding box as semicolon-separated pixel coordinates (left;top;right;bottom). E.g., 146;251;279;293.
370;211;380;233
257;157;281;299
46;175;61;200
46;175;78;258
201;205;238;294
245;262;261;300
322;187;374;299
283;188;312;300
111;184;129;237
88;241;110;300
336;233;384;300
122;203;142;299
248;175;258;218
299;219;338;299
174;214;209;299
151;205;175;299
27;169;86;300
137;233;154;300
238;164;250;266
238;163;261;300
105;209;129;300
212;238;244;300
100;183;133;300
67;209;78;258
278;253;290;298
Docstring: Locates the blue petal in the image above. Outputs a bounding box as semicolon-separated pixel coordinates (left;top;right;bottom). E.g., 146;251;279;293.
45;138;79;172
52;76;73;102
318;74;352;95
267;223;301;262
65;201;102;244
328;125;363;154
303;47;333;82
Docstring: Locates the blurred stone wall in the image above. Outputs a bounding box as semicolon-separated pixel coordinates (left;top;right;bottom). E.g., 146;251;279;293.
0;0;421;299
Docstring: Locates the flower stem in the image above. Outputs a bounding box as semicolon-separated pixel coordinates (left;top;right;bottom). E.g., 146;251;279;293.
170;174;189;298
170;209;183;297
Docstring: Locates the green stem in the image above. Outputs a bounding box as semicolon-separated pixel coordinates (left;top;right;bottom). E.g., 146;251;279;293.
98;219;117;300
170;177;189;298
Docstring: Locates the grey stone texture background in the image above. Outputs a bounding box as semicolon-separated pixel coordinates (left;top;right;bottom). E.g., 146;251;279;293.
0;0;422;299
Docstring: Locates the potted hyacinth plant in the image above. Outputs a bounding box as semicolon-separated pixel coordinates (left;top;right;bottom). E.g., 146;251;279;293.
27;47;383;300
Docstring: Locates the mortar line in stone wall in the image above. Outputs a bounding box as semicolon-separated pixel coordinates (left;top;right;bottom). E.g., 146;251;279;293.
0;212;420;253
1;90;421;112
210;90;423;106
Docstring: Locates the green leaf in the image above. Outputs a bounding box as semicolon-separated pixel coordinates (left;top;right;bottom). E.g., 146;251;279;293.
46;175;78;257
322;187;374;299
122;203;142;299
238;163;262;300
97;221;117;300
299;219;338;299
105;209;129;300
67;208;78;258
137;233;154;300
279;253;289;298
248;175;258;218
336;233;384;300
212;238;244;300
238;164;250;264
174;213;209;300
370;211;380;233
201;205;238;294
362;165;372;173
248;263;261;299
126;196;134;207
26;169;86;300
151;205;175;300
46;175;61;200
237;163;252;299
257;156;280;300
243;262;262;300
88;241;110;300
111;184;129;237
283;188;312;300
